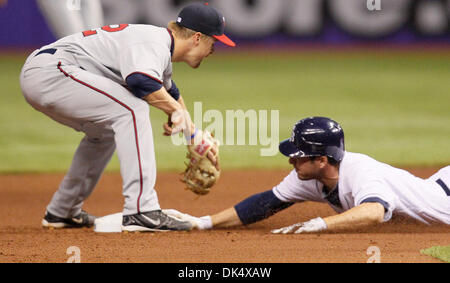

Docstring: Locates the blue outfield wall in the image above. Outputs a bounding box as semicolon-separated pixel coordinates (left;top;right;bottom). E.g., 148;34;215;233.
0;0;449;48
0;0;56;47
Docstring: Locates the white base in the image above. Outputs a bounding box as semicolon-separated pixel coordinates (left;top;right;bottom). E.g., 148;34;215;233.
93;212;123;233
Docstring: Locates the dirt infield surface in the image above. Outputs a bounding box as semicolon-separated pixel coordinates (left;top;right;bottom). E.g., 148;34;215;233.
0;168;449;263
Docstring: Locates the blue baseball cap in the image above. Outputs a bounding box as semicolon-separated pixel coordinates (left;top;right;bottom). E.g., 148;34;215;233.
176;2;236;47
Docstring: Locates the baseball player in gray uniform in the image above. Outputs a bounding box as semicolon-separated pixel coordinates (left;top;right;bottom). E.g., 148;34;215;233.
20;3;235;232
165;117;450;233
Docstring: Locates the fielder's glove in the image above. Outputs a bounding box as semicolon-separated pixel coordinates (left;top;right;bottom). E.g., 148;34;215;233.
271;217;327;234
181;129;220;195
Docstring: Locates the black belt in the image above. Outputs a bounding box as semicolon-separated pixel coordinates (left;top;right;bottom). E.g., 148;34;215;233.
436;179;450;196
35;48;57;56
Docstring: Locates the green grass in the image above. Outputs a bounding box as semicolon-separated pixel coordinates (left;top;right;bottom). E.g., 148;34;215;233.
421;246;450;263
1;50;449;172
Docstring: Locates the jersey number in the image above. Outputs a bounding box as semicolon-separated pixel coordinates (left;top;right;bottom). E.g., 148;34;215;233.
82;24;129;37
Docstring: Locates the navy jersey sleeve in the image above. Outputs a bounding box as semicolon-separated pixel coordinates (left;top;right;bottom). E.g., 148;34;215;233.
168;80;180;100
126;73;163;98
234;190;294;225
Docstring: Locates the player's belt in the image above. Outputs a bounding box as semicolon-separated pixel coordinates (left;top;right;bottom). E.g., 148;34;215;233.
35;48;57;56
436;179;450;196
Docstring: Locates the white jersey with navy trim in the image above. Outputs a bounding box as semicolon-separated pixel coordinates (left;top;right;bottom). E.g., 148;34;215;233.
273;152;450;225
40;24;174;90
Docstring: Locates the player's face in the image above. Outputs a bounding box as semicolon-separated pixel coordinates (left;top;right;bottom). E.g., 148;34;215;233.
188;35;216;68
289;156;321;180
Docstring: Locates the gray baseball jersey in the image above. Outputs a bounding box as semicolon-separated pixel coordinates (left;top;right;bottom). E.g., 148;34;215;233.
40;24;174;90
20;24;176;217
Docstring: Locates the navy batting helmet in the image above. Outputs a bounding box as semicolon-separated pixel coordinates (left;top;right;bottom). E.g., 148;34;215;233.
279;117;345;162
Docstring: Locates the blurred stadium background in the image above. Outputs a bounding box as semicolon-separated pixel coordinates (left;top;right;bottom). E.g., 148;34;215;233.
0;0;449;172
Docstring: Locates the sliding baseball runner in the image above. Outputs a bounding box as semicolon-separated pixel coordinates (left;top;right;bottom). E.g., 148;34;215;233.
165;117;450;233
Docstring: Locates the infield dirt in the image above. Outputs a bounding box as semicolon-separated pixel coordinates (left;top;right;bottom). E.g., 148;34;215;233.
0;168;449;263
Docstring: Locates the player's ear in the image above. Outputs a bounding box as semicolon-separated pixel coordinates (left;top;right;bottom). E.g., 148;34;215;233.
192;32;202;46
319;156;328;168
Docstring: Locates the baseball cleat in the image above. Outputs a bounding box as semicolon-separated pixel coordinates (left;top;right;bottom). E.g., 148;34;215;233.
122;210;193;232
42;210;96;229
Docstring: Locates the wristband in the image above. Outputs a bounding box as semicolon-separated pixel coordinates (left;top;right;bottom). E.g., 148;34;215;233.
185;128;198;141
198;215;213;230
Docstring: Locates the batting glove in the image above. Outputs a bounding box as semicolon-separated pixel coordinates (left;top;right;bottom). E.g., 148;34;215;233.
271;217;327;234
162;209;212;230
